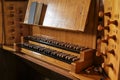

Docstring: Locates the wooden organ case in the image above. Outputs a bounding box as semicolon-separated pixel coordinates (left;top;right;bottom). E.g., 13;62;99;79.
2;0;120;80
21;0;97;74
1;0;99;80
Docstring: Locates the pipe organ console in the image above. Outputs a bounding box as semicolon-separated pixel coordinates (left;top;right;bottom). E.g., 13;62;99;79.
0;0;120;80
19;35;94;73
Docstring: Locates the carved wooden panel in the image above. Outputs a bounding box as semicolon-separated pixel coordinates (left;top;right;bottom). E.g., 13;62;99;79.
3;1;29;45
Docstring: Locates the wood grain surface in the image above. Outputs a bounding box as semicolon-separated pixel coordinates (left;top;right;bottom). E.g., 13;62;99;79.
3;1;28;45
102;0;120;80
24;0;91;31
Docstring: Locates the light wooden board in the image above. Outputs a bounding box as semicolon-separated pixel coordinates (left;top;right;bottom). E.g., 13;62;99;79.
24;0;91;31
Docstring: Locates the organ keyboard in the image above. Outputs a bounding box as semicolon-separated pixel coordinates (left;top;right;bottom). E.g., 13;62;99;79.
19;35;95;73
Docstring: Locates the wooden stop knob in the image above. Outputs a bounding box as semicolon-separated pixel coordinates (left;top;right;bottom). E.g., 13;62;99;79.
18;10;23;14
102;52;107;58
107;20;118;26
104;12;111;18
101;39;108;45
9;36;15;40
108;49;115;56
97;39;108;45
8;6;14;10
9;21;14;25
106;35;117;41
10;29;15;32
98;25;110;32
99;11;104;17
99;11;111;18
9;14;14;17
96;51;107;58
